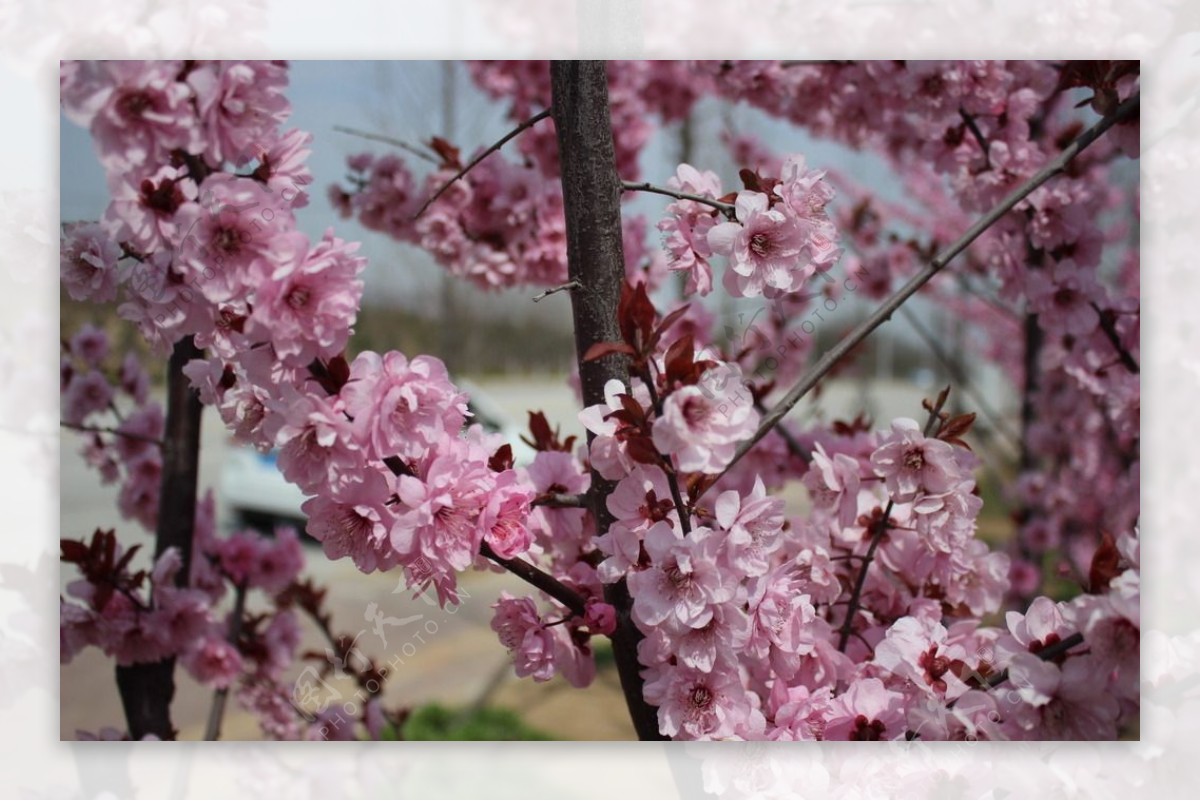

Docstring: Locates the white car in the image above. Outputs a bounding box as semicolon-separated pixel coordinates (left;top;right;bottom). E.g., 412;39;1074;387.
221;378;537;534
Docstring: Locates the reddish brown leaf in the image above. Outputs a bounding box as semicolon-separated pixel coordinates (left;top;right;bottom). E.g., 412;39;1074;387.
326;354;351;390
427;136;462;169
739;168;764;193
1088;532;1122;593
664;333;695;386
650;304;691;350
521;410;575;452
937;412;977;444
618;281;657;357
487;443;514;472
616;393;648;427
625;434;663;467
60;539;89;564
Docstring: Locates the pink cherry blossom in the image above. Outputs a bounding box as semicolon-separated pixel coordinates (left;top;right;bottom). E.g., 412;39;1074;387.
870;418;964;504
103;164;198;252
802;442;864;529
714;477;785;576
341;350;468;463
182;636;243;689
823;677;907;741
490;593;557;682
644;662;751;740
253;128;313;208
479;470;536;559
1026;259;1103;338
628;524;734;628
579;378;649;480
188;61;291;167
651;362;760;475
658;163;723;296
248;228;365;364
85;61;197;171
62;370;114;426
708;191;810;298
61;222;121;303
302;476;397;574
175;174;296;303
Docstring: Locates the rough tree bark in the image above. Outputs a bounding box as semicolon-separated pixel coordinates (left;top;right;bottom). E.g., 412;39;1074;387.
549;60;665;741
115;335;204;740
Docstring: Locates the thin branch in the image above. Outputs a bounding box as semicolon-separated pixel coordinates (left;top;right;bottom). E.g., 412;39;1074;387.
644;373;693;535
981;632;1086;691
779;60;855;68
60;421;163;447
531;280;581;303
754;399;809;462
621;180;736;219
899;307;1022;450
958;108;992;170
836;396;947;653
699;91;1140;499
376;454;588;613
411;108;552;221
835;500;893;653
1091;302;1140;374
332;125;440;164
203;581;247;741
479;541;587;617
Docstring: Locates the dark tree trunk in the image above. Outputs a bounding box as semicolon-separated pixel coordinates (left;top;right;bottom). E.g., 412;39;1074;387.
116;335;204;740
549;60;665;741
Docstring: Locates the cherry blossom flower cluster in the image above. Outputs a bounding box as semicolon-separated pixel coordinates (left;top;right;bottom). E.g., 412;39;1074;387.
60;507;304;698
467;60;704;180
60;59;362;360
58;60;413;740
329;148;669;292
331;149;570;289
658;157;842;299
707;62;1141;596
61;324;163;530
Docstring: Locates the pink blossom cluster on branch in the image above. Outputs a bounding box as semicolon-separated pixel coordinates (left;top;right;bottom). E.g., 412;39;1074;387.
61;59;1140;741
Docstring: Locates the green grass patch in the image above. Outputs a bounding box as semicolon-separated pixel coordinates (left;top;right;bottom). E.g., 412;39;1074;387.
400;703;553;741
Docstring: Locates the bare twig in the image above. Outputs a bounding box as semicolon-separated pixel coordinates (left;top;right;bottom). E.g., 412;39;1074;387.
332;125;440;164
835;499;894;653
754;399;809;462
899;307;1022;449
699;91;1140;499
1091;302;1140;374
60;421;163;447
644;374;692;535
836;394;948;653
374;449;587;615
203;581;247;741
981;632;1086;691
620;180;736;219
479;542;587;617
411;108;552;221
531;280;581;303
959;108;992;170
